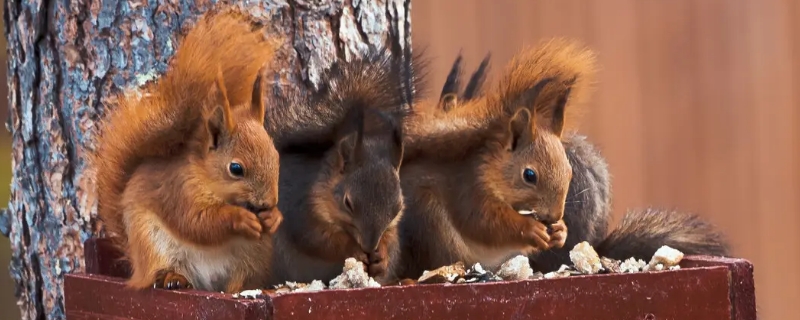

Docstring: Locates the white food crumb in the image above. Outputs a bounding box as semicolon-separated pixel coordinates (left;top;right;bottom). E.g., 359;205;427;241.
496;255;533;281
569;241;603;274
232;289;263;299
619;257;647;273
649;245;685;268
329;258;381;289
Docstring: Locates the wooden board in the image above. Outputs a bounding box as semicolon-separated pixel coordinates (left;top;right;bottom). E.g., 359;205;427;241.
64;239;757;320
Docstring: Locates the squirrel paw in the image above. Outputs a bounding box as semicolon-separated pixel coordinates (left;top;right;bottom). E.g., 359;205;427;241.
258;208;283;235
231;207;263;240
366;244;389;278
153;270;193;290
522;218;551;250
547;219;568;249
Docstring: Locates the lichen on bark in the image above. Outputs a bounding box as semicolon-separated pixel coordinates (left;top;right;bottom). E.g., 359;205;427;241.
2;0;411;318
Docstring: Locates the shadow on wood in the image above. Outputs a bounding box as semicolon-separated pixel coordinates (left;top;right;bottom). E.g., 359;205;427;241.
65;238;756;320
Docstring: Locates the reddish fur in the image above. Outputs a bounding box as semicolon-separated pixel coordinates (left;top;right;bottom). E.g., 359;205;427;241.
404;38;597;162
90;8;282;292
397;38;597;278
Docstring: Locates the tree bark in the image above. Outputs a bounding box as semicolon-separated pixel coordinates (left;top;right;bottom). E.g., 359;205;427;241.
1;0;412;318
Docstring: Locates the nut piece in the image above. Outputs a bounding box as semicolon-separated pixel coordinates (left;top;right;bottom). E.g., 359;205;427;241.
569;241;603;274
462;263;503;283
599;257;622;273
418;262;467;284
543;270;571;279
496;255;534;281
329;258;381;289
649;245;685;268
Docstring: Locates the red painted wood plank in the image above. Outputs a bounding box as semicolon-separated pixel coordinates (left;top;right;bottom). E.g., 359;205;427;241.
682;256;757;320
266;267;732;320
68;238;756;320
64;274;267;320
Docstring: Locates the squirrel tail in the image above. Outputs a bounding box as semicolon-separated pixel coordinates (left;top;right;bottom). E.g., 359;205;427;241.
91;8;277;248
594;208;731;261
493;38;597;132
271;48;418;151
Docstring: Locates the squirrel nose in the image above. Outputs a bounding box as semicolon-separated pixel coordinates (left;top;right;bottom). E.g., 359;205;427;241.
244;202;273;214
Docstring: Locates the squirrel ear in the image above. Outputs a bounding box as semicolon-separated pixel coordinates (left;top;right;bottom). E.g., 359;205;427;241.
439;93;458;112
208;68;236;135
506;107;534;151
336;133;362;172
548;86;570;137
251;65;268;124
389;125;404;170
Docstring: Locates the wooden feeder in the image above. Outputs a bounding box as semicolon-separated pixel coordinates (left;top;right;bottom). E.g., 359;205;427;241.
64;238;756;320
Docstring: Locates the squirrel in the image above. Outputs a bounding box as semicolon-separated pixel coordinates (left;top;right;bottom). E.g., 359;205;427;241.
267;49;418;285
91;9;283;292
428;45;729;273
394;38;599;279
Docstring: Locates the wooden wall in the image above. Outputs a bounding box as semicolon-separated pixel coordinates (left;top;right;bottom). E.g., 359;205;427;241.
413;0;799;319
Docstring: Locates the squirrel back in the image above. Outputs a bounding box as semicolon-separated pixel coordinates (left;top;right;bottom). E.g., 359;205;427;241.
91;8;278;251
271;50;409;285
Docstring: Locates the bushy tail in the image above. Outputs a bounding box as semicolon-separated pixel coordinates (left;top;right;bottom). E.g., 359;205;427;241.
595;208;731;261
492;38;597;132
91;7;277;248
268;48;422;151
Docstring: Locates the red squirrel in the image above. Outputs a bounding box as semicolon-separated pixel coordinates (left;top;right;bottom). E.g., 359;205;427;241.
91;8;283;292
396;39;598;279
267;50;418;285
432;44;730;272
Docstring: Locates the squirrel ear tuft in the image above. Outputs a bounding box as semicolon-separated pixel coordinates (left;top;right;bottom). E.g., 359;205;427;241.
548;85;571;137
389;124;404;170
506;107;534;151
208;68;236;134
251;64;268;124
336;133;362;172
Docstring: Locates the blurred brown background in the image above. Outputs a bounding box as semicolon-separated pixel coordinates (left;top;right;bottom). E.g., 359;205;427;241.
414;0;798;319
1;0;798;319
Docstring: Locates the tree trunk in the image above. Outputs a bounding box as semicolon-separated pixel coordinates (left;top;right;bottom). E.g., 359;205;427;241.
1;0;412;318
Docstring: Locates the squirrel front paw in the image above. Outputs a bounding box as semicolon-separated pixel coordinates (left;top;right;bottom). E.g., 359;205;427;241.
522;218;551;250
547;219;568;249
230;207;263;239
153;270;193;290
257;208;283;235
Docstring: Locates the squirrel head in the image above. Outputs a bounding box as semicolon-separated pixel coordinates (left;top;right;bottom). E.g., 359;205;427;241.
479;82;573;225
312;108;405;257
192;66;280;214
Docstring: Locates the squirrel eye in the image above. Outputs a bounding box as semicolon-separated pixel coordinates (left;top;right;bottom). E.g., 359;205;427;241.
343;194;354;213
523;168;538;184
228;161;245;178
